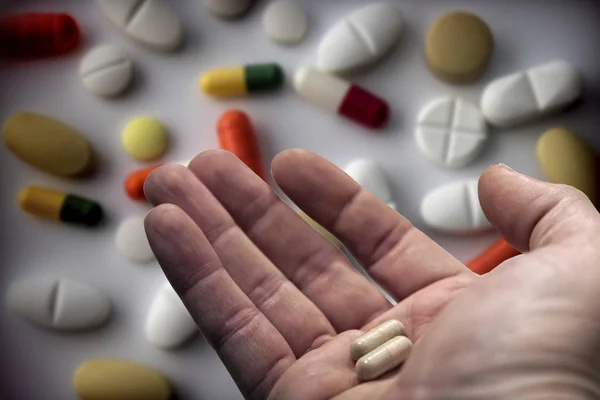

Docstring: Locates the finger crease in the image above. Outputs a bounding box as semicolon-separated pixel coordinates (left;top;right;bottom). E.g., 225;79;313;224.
367;222;413;266
304;332;335;355
179;261;223;296
246;273;289;310
249;354;294;400
289;245;335;288
216;306;262;353
330;188;363;235
238;191;280;234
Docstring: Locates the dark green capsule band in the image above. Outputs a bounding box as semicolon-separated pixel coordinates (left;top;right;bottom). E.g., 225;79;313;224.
60;195;104;226
244;63;284;93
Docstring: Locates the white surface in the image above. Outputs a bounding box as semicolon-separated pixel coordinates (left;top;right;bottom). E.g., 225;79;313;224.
481;60;583;126
6;277;111;331
145;283;198;349
421;179;492;234
114;216;156;263
1;1;600;399
344;159;396;209
98;0;183;51
317;2;404;73
203;0;252;19
80;44;133;97
416;96;487;168
293;67;349;113
262;0;308;45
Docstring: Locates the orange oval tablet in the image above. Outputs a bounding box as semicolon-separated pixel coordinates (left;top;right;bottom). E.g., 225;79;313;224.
217;110;264;179
124;165;162;201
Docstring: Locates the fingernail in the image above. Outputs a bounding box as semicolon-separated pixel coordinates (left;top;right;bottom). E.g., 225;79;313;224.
496;163;516;172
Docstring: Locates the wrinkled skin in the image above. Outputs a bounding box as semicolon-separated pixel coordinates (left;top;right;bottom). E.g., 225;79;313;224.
144;149;600;400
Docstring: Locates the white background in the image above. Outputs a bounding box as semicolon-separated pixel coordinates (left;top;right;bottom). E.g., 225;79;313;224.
1;0;600;399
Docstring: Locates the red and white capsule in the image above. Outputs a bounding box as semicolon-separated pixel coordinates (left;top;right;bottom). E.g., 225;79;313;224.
293;68;389;129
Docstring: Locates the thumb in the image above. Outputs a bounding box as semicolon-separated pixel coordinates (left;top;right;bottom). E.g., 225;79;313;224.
478;164;599;252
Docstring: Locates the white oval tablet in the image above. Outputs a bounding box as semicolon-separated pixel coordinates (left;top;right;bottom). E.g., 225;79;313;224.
115;216;156;263
421;179;493;234
203;0;251;18
98;0;183;51
6;277;111;331
481;60;581;127
262;0;308;45
344;159;395;209
79;45;133;97
145;283;198;349
416;97;488;168
317;2;403;73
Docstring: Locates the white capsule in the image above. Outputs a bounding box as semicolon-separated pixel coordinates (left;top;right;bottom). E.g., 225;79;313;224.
480;60;581;127
416;97;488;168
420;179;492;234
344;159;396;210
294;67;350;114
351;319;405;360
356;335;412;380
145;283;198;349
6;277;111;331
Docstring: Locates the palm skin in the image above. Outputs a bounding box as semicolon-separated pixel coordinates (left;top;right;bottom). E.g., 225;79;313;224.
144;149;600;400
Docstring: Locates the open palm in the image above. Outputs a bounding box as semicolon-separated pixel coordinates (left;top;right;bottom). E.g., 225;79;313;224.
144;149;600;400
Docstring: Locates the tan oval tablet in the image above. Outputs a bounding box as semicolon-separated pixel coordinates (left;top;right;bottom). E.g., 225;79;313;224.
425;11;493;84
73;359;171;400
2;112;94;177
536;127;597;205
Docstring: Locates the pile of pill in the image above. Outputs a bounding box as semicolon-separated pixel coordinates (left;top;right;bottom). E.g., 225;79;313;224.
1;1;598;398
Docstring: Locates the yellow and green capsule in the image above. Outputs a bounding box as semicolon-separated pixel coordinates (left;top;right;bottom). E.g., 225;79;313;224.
199;63;284;97
18;186;103;226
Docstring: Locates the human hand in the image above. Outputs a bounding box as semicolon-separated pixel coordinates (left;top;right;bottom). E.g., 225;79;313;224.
144;149;600;400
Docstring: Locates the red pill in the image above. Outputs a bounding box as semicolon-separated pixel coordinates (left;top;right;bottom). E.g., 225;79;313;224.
294;68;389;129
0;13;80;59
124;165;162;201
466;238;521;275
217;110;264;179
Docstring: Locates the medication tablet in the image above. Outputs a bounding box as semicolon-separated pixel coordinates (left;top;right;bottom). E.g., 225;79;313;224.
317;2;403;73
121;117;168;161
467;238;520;275
481;60;582;127
293;67;389;129
0;13;80;59
203;0;252;19
351;319;405;360
421;179;493;234
125;165;162;201
356;336;412;381
416;97;488;168
73;359;172;400
145;283;198;349
344;159;396;209
200;63;284;98
262;0;308;45
115;216;156;263
7;277;110;331
2;112;94;177
19;186;104;227
98;0;183;51
79;45;133;97
217;110;264;179
536;127;597;205
425;11;493;84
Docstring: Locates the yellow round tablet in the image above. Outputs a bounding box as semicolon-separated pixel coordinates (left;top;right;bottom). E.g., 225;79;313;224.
425;11;493;84
536;127;597;205
121;117;168;161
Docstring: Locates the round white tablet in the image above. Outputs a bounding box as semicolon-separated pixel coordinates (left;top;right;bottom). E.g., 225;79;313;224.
79;45;133;97
262;0;308;45
204;0;251;19
415;97;488;168
115;216;156;263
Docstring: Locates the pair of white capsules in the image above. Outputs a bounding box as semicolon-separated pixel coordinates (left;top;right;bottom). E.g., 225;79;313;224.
351;319;412;381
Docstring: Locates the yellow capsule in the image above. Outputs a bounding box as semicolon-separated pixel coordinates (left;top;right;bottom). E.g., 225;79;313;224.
200;67;247;97
18;186;103;226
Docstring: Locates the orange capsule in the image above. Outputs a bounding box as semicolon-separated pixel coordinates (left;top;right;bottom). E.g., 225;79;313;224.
124;165;162;201
467;238;521;275
217;110;264;179
0;13;80;59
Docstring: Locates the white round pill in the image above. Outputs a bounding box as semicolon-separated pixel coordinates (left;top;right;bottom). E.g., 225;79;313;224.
115;216;156;263
79;45;133;97
344;159;396;209
415;97;488;168
262;0;308;45
204;0;251;18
